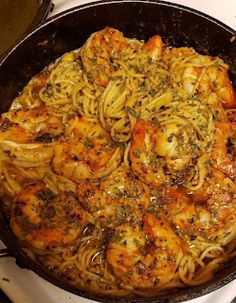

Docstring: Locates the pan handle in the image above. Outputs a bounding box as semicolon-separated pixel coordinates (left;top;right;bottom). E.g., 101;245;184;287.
0;248;11;258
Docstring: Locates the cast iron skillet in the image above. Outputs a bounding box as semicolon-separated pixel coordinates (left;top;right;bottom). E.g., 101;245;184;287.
0;1;236;302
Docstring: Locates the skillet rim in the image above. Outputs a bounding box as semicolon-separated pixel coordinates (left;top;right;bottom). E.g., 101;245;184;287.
0;1;236;302
1;0;236;67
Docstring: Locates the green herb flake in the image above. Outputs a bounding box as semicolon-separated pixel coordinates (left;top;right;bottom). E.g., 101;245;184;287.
133;238;141;247
36;189;56;202
127;269;133;277
89;57;97;63
122;240;127;247
187;217;195;224
126;106;138;118
224;231;231;238
83;138;94;148
97;134;104;140
133;148;141;158
167;134;175;143
152;117;161;127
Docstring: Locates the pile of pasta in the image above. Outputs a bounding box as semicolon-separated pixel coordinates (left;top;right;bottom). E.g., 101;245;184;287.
0;27;236;297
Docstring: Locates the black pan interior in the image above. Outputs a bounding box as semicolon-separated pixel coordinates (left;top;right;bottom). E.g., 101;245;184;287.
0;1;236;302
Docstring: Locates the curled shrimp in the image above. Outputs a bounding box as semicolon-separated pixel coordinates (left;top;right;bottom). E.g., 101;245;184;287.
53;116;123;181
130;120;198;187
210;121;236;180
0;106;64;143
185;64;235;109
191;169;236;244
11;182;92;250
158;170;236;246
81;27;128;87
0;106;63;167
77;164;149;228
0;141;54;167
153;187;197;238
106;211;183;289
204;66;235;109
164;47;236;109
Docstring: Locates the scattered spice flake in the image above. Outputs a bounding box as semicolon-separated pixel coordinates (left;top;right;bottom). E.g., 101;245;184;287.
2;277;10;283
83;137;94;148
133;148;141;158
152;117;161;127
126;106;138;118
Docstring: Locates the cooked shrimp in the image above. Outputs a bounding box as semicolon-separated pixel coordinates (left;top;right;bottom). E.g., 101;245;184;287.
210;121;236;180
184;65;235;109
53;117;123;181
0;121;31;144
191;169;236;243
0;107;63;167
159;170;236;246
130;120;170;187
164;47;236;108
157;187;207;247
106;212;183;288
81;27;128;87
154;188;197;237
130;120;198;187
143;35;163;60
0;141;54;167
205;66;236;109
77;164;149;227
11;182;92;250
0;106;64;143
